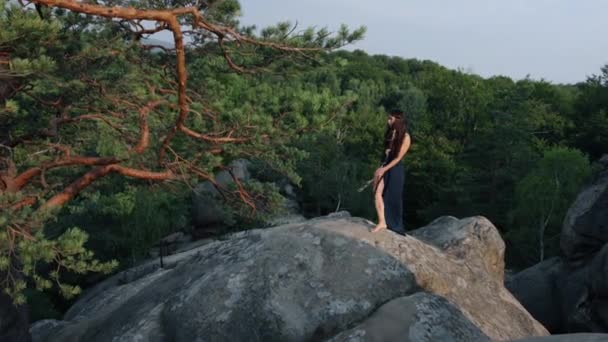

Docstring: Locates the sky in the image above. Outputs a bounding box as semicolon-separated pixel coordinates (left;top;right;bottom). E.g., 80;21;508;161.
237;0;608;84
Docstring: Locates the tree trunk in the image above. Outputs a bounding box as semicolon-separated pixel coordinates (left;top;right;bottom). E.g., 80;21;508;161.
539;218;546;262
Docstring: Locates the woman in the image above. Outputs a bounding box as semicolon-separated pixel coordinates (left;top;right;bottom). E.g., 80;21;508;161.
371;111;411;234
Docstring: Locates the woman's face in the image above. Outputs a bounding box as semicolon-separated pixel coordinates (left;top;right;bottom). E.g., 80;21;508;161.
387;115;396;127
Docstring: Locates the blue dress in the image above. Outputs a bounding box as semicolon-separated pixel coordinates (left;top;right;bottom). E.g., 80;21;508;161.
381;153;405;234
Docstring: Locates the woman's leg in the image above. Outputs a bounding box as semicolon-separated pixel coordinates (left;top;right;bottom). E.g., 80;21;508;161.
371;178;387;232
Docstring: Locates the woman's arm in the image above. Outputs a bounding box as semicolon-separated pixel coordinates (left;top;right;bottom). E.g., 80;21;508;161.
381;133;411;171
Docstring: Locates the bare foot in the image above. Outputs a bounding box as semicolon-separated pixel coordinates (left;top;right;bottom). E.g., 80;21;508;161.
370;224;387;233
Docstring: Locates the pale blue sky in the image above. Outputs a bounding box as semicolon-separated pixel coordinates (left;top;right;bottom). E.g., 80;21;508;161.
238;0;608;84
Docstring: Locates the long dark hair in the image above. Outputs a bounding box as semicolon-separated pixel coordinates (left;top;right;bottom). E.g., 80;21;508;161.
383;111;407;162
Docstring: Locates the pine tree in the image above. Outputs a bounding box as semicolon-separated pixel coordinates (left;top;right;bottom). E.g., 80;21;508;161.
0;0;364;338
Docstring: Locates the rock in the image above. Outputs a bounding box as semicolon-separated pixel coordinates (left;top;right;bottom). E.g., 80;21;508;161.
191;158;306;232
148;232;195;258
511;333;608;342
560;166;608;266
29;320;66;342
325;210;352;220
508;241;600;334
510;158;608;334
284;196;300;212
159;232;188;244
284;183;297;199
226;158;251;181
505;258;564;332
171;237;216;255
505;268;518;283
589;242;608;299
568;245;608;332
32;215;547;342
328;292;490;342
265;192;305;227
599;155;608;168
556;265;589;332
275;178;298;200
508;246;607;334
267;178;303;226
267;213;307;227
191;182;224;227
409;215;505;282
191;159;251;228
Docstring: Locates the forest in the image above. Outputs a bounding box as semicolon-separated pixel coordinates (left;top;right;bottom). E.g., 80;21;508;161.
1;0;607;323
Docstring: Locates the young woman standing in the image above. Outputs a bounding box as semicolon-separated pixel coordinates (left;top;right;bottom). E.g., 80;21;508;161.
371;111;411;234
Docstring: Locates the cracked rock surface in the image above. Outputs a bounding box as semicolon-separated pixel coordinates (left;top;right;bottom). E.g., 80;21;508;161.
31;212;547;342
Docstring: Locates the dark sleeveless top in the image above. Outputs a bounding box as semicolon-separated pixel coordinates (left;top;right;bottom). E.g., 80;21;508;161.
381;131;409;166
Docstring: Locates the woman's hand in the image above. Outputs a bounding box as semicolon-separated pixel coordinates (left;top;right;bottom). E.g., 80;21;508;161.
374;167;386;182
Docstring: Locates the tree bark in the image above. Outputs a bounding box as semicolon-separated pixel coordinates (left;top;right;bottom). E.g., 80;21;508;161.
539;218;546;262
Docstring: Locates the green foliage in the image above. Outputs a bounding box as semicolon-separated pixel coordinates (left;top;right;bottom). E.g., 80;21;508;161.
1;0;365;309
0;0;61;49
0;194;117;306
296;131;377;218
571;66;608;159
506;147;591;266
95;121;130;159
52;181;190;265
222;180;287;230
258;22;366;49
25;288;62;322
288;53;605;273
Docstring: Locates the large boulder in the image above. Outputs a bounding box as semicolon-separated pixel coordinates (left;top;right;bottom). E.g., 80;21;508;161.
191;159;251;228
509;155;608;334
31;213;547;341
268;179;306;226
29;320;65;342
567;244;608;332
191;159;305;231
328;292;490;342
505;258;564;332
560;157;608;266
512;333;608;342
408;215;506;282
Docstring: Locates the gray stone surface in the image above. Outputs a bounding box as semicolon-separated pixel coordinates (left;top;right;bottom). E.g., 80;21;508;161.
192;158;251;227
511;333;608;342
510;158;608;334
560;165;608;266
568;245;608;332
409;215;506;282
328;292;490;342
506;258;564;332
32;214;547;342
29;320;66;342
